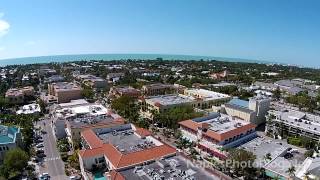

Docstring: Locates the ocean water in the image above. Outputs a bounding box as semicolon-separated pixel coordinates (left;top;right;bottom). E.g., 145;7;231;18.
0;53;265;66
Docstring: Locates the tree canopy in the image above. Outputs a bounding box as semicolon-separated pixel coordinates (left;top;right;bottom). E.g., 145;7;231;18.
0;148;29;179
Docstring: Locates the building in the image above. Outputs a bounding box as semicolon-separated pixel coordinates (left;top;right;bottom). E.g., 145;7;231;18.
48;82;82;103
209;70;229;80
16;103;41;115
51;99;124;141
140;94;195;118
240;136;306;180
44;75;65;83
106;73;125;83
0;125;22;161
142;83;178;96
109;155;215;180
296;157;320;180
218;96;270;125
78;124;177;179
76;74;108;89
179;113;256;160
5;86;35;104
108;86;141;99
265;110;320;141
183;88;231;109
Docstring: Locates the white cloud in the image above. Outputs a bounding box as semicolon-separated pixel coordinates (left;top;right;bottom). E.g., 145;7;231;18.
0;13;10;37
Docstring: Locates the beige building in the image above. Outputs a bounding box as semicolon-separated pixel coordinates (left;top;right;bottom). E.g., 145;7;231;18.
141;89;231;119
218;96;270;125
48;82;82;103
142;83;178;96
5;86;35;104
75;74;108;89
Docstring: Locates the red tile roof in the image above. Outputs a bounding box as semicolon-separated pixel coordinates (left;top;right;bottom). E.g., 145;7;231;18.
81;129;103;149
79;129;177;169
135;128;152;137
109;170;125;180
179;119;256;142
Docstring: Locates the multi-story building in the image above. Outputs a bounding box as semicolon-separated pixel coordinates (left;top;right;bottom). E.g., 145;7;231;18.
265;109;320;141
48;82;82;103
108;86;141;99
179;113;256;160
183;88;231;109
51;99;124;142
79;124;201;180
5;86;35;104
140;89;231;118
218;96;270;125
140;94;195;118
142;83;178;96
76;74;108;89
0;125;22;161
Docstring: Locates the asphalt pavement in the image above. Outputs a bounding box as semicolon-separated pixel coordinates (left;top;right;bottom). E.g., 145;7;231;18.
38;119;69;180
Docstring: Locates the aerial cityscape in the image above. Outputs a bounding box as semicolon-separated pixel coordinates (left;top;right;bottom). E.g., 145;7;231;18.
0;1;320;180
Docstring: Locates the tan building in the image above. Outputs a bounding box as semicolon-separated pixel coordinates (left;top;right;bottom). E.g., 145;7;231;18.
142;83;178;96
76;74;108;89
5;86;35;104
48;82;82;103
219;96;270;125
108;86;141;99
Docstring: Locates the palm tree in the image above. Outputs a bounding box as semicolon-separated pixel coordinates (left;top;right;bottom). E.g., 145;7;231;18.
272;175;281;180
286;165;296;177
264;153;272;162
303;171;311;180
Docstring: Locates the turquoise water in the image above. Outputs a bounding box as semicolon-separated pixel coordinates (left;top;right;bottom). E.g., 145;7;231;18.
0;53;265;66
94;172;107;180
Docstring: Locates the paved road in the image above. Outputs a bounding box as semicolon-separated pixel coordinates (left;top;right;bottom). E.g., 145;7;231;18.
39;119;68;180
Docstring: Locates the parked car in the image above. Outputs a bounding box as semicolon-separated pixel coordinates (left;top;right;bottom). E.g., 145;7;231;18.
36;143;44;148
36;149;44;154
36;153;46;158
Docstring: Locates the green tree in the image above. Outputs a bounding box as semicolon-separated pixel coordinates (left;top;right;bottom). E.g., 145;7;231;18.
111;95;140;122
81;87;94;99
273;87;281;100
226;148;257;179
286;165;296;177
0;148;29;179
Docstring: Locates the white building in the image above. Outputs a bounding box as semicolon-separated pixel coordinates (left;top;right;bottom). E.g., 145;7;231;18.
16;103;41;115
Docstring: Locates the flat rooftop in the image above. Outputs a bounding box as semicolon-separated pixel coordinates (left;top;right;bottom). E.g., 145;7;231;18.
55;100;109;117
16;103;41;114
270;110;320;134
146;94;195;106
240;136;306;177
143;83;175;89
199;113;252;134
98;128;161;154
239;136;290;168
185;89;230;101
52;82;81;91
118;155;216;180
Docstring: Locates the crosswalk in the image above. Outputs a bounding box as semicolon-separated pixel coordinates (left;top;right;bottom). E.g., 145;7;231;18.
45;157;61;161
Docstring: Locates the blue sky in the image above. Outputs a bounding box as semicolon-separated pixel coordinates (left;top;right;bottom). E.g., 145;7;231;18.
0;0;319;66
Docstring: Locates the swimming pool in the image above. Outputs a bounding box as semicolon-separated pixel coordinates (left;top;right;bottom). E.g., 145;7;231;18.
94;172;107;180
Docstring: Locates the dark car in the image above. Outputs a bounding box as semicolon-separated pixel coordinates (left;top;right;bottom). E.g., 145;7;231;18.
36;153;46;158
36;149;45;154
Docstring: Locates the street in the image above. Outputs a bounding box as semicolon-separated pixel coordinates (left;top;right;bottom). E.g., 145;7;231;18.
38;118;68;180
